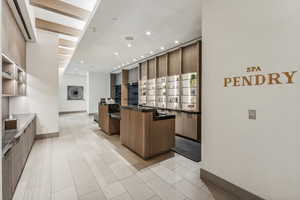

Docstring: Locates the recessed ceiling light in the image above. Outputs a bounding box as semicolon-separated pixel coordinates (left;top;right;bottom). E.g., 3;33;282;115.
160;46;165;50
127;44;132;48
146;31;151;36
149;51;154;54
174;40;179;44
118;66;121;68
140;55;144;58
122;63;125;66
80;60;84;64
133;58;137;61
114;52;119;56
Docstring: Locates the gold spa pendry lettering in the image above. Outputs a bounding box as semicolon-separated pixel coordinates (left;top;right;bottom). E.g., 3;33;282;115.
224;66;297;87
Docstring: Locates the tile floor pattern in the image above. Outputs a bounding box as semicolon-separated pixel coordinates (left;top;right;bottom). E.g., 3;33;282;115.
12;113;220;200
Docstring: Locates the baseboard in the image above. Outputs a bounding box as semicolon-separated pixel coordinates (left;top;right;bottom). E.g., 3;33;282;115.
35;132;60;140
59;110;87;115
200;169;264;200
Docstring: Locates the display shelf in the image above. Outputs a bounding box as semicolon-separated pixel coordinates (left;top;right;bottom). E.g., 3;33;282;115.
2;54;26;97
139;80;147;106
146;78;156;107
2;72;14;80
166;75;181;110
156;77;167;109
180;72;197;112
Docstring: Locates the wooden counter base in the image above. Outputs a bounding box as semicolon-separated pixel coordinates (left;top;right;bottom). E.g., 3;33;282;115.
120;108;175;159
99;104;120;135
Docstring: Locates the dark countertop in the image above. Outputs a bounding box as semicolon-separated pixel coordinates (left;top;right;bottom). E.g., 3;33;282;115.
2;114;36;155
121;105;156;112
153;113;175;121
138;105;201;114
121;106;175;121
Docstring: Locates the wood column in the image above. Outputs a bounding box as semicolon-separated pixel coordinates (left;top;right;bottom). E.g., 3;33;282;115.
121;70;129;106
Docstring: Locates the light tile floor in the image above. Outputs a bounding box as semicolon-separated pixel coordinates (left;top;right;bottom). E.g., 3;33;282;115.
12;113;236;200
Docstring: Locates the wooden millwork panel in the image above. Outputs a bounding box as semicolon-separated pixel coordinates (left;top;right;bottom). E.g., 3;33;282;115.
168;49;182;76
183;113;199;141
2;1;26;69
99;104;109;132
182;43;199;74
120;108;175;159
31;0;90;21
174;112;201;141
2;79;16;96
2;150;13;200
2;119;36;200
36;18;81;37
148;58;157;79
110;74;116;99
149;118;175;156
158;54;168;77
120;109;130;145
121;70;129;106
174;112;184;136
140;62;148;80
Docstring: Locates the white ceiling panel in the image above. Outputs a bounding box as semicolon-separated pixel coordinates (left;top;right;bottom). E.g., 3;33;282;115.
66;0;201;74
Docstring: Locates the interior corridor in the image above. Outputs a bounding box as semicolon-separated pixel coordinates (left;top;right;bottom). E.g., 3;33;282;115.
11;113;218;200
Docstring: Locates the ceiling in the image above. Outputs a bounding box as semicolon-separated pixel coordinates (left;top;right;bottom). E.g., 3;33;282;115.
31;0;99;69
66;0;201;74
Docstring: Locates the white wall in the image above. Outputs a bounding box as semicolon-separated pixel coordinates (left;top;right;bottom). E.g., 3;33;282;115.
202;0;300;199
10;30;59;135
87;72;110;114
59;70;87;113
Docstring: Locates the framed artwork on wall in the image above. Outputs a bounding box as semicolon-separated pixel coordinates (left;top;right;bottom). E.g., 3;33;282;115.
67;86;84;100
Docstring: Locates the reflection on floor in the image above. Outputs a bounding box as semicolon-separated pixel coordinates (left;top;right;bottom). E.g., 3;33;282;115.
12;113;239;200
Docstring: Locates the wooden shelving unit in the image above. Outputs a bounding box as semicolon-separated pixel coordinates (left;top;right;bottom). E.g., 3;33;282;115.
136;41;202;141
2;54;26;97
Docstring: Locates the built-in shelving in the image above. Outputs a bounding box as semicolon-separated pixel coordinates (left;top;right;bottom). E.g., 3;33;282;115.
2;54;26;97
137;41;201;141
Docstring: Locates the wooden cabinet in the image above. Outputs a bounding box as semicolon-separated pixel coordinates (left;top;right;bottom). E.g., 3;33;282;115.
2;149;13;200
120;108;175;159
2;118;36;200
175;112;201;141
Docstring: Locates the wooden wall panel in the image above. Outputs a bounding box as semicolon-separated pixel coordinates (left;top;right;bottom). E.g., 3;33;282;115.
168;49;181;76
158;54;168;77
31;0;90;21
58;47;73;55
182;43;199;74
110;74;116;99
121;70;129;106
2;1;26;69
36;18;81;37
140;62;148;80
59;39;76;48
148;58;156;79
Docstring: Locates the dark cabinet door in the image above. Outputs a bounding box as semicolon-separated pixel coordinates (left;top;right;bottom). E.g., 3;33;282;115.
2;149;13;200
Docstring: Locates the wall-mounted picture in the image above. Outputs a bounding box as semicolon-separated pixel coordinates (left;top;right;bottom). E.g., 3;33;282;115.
67;86;84;100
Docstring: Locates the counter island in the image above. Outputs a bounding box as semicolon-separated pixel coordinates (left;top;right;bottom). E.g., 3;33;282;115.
120;106;175;159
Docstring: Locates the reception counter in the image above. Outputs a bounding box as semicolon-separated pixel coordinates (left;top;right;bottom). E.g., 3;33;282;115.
120;106;175;159
98;103;120;135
